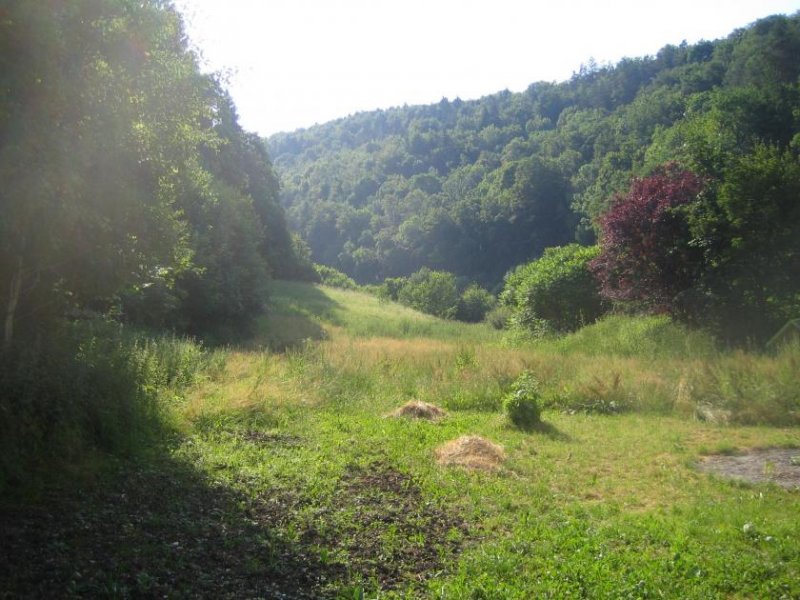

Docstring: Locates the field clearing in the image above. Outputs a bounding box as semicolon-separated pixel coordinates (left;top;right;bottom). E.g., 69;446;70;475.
3;281;799;598
179;282;800;597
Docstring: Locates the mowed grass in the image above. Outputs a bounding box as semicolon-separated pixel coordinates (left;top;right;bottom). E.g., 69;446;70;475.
174;282;800;598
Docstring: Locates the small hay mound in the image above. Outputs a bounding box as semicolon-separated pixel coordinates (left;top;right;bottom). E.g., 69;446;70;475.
435;435;506;472
388;400;448;421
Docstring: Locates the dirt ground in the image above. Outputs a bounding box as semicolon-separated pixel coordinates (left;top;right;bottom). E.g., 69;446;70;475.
696;448;800;490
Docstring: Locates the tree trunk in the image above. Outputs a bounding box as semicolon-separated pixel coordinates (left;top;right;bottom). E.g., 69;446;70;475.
3;256;23;352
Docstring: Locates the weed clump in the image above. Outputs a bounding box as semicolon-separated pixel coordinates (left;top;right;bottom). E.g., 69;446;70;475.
0;321;209;492
435;435;506;472
503;371;541;429
388;400;448;421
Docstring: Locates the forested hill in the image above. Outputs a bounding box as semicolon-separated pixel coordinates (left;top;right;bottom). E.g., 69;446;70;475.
268;13;800;287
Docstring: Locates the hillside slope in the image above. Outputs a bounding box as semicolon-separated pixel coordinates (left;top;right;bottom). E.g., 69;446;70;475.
269;13;800;287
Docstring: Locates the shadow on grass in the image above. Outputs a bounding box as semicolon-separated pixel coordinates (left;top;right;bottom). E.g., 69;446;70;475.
249;282;342;352
0;454;336;598
521;420;573;442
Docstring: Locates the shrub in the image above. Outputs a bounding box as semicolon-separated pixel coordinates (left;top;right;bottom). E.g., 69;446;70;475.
486;305;513;330
396;268;460;319
285;233;320;282
0;321;209;492
376;277;406;302
501;244;605;333
457;284;496;323
503;371;542;429
314;264;359;289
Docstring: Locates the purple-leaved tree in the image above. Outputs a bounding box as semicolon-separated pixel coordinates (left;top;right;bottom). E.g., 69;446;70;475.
591;164;706;313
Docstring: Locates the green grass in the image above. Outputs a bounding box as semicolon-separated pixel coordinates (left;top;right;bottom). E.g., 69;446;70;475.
2;281;799;597
0;321;215;495
256;281;503;347
545;313;718;360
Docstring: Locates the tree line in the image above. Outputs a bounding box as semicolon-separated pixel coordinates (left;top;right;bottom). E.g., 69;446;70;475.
1;0;311;351
0;0;314;484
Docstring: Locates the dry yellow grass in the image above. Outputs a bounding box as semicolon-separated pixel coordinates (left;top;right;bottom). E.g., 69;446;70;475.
322;336;456;369
182;351;308;423
436;435;507;472
387;400;448;421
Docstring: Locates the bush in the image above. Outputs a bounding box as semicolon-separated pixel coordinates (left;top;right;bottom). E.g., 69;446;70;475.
376;277;406;302
457;284;496;323
503;371;542;429
486;305;513;329
286;233;321;282
0;321;209;492
501;244;605;333
396;268;460;319
314;264;359;289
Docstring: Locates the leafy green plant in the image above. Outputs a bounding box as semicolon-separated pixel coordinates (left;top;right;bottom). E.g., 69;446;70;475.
503;371;542;429
396;268;460;319
457;284;496;323
314;264;359;290
0;321;209;492
501;244;605;334
485;305;513;330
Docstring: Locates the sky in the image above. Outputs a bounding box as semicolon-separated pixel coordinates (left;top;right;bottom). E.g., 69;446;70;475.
173;0;800;137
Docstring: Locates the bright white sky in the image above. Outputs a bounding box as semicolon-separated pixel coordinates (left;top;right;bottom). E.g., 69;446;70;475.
173;0;800;136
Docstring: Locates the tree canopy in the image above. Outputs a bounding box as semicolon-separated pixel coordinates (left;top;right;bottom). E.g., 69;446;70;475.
268;12;800;304
0;0;305;347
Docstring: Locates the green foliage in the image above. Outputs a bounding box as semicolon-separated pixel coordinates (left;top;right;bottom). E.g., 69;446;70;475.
486;304;513;330
0;321;210;490
314;264;359;290
503;371;542;429
270;13;800;296
502;244;605;333
178;182;271;342
396;268;461;320
457;284;497;323
1;0;198;344
286;234;320;282
0;0;304;348
549;314;717;360
378;271;494;322
688;145;800;342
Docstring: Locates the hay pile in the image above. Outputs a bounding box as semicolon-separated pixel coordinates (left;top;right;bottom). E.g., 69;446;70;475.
388;400;448;421
435;435;506;472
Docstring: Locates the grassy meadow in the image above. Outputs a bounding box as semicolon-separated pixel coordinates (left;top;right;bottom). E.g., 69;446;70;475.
3;281;799;598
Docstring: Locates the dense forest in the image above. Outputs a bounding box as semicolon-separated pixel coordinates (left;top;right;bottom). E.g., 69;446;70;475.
269;13;800;341
1;0;310;347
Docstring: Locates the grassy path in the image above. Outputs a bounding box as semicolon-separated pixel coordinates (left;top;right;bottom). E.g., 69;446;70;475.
2;282;799;598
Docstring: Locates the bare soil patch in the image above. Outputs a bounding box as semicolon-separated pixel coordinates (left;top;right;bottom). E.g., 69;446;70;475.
697;448;800;490
388;400;447;421
436;435;506;472
0;461;326;599
0;458;469;598
307;460;469;591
